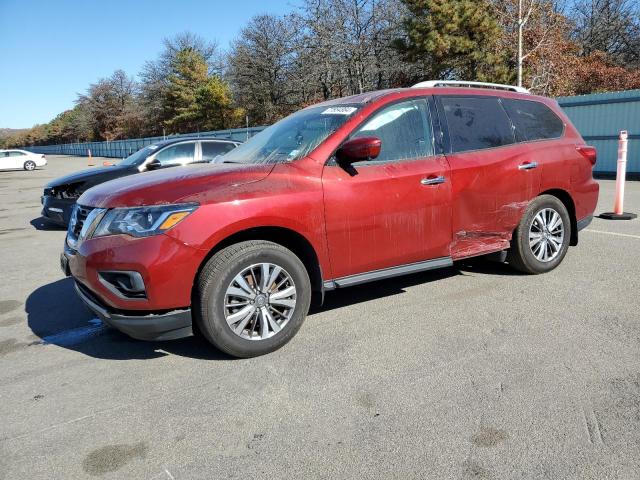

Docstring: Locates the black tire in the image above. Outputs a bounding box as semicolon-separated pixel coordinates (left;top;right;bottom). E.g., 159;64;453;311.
508;195;572;274
193;240;311;358
24;160;36;171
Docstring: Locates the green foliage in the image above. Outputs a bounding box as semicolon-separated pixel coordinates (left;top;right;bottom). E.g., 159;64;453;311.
163;49;242;133
395;0;511;82
194;77;244;131
163;49;210;132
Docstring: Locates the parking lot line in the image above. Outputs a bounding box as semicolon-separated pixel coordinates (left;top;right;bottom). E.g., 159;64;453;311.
583;229;640;239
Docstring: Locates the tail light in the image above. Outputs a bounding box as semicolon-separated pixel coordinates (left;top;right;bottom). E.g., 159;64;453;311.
577;145;597;166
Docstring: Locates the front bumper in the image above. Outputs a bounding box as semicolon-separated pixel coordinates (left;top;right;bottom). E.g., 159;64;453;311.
41;195;75;226
61;221;205;341
63;232;203;311
73;280;193;341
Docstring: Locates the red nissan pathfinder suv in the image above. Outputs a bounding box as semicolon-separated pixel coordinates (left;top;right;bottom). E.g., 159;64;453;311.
62;81;599;358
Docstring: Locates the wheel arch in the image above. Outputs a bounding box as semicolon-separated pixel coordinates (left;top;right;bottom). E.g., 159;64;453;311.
192;226;325;306
539;188;578;246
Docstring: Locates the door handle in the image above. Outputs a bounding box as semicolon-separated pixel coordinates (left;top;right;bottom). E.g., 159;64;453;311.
518;161;538;170
421;175;446;185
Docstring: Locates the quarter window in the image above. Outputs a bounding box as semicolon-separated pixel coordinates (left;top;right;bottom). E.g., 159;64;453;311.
350;99;434;163
441;97;515;153
502;98;564;141
154;143;195;167
201;142;236;161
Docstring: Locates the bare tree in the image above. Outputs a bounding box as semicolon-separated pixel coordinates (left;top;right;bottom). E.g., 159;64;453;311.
302;0;409;97
77;70;142;140
493;0;568;89
227;14;305;125
571;0;640;66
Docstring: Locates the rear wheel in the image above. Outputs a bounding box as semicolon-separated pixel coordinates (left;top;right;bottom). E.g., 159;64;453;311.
193;240;311;358
24;160;36;171
508;195;571;274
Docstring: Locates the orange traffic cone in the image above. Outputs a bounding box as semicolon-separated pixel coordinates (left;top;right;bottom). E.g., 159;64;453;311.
87;148;94;166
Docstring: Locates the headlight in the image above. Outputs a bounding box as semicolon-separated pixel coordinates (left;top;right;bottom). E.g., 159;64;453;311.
92;203;198;238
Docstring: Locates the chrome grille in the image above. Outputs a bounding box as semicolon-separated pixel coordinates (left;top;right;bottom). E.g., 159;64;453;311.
71;205;93;238
67;205;97;250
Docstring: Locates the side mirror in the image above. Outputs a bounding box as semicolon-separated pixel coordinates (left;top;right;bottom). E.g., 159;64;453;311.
146;158;162;171
335;137;381;172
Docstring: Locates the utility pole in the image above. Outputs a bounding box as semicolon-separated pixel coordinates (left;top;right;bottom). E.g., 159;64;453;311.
517;0;524;87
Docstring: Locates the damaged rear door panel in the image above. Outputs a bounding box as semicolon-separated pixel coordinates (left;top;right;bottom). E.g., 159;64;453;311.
436;95;541;260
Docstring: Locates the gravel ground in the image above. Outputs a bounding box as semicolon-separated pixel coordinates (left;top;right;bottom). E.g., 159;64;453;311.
0;155;639;479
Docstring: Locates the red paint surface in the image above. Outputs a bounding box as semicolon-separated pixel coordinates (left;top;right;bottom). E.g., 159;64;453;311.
71;87;599;311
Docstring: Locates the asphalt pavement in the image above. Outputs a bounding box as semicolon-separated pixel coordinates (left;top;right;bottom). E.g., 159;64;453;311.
1;155;639;479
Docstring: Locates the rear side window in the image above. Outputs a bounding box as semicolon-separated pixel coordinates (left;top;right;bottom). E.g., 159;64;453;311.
502;98;564;141
351;98;434;163
201;142;236;161
441;97;515;153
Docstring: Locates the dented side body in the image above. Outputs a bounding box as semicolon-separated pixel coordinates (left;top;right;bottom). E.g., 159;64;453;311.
66;86;599;317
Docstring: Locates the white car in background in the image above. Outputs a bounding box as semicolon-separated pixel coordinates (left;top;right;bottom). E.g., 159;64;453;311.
0;149;47;171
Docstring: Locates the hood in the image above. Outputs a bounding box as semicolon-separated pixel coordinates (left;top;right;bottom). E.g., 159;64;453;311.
46;165;130;188
78;162;275;208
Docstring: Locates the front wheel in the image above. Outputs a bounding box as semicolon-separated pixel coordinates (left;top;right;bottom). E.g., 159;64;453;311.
24;160;36;171
193;240;311;358
508;195;571;274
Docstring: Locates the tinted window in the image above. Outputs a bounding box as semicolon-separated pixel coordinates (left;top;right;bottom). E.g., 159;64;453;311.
351;99;434;163
154;143;195;167
201;142;236;161
441;97;515;153
9;151;25;157
502;98;564;142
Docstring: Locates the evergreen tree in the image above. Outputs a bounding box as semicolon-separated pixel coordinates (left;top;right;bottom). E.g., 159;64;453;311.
164;49;241;133
394;0;510;82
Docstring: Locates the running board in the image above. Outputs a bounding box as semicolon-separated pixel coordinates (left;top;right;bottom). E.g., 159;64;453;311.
323;257;453;290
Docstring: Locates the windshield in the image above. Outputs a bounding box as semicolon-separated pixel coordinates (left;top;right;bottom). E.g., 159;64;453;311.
221;105;361;165
118;145;159;167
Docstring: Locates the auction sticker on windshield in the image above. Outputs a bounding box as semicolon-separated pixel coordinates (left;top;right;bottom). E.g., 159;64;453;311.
321;106;357;115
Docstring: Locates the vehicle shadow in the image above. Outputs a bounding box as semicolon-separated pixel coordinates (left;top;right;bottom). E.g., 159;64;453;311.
26;277;234;361
311;266;460;314
455;257;528;276
30;216;66;231
26;261;514;361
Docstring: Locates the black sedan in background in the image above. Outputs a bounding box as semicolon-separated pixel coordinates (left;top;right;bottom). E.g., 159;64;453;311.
41;138;239;226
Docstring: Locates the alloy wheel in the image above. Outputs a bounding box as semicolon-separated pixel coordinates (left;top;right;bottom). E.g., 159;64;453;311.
528;207;564;262
224;263;297;340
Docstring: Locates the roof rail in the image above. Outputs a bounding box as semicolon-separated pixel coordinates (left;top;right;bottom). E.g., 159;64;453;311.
412;80;529;94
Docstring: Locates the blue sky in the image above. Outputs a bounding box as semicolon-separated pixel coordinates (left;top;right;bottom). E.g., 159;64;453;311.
0;0;295;128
